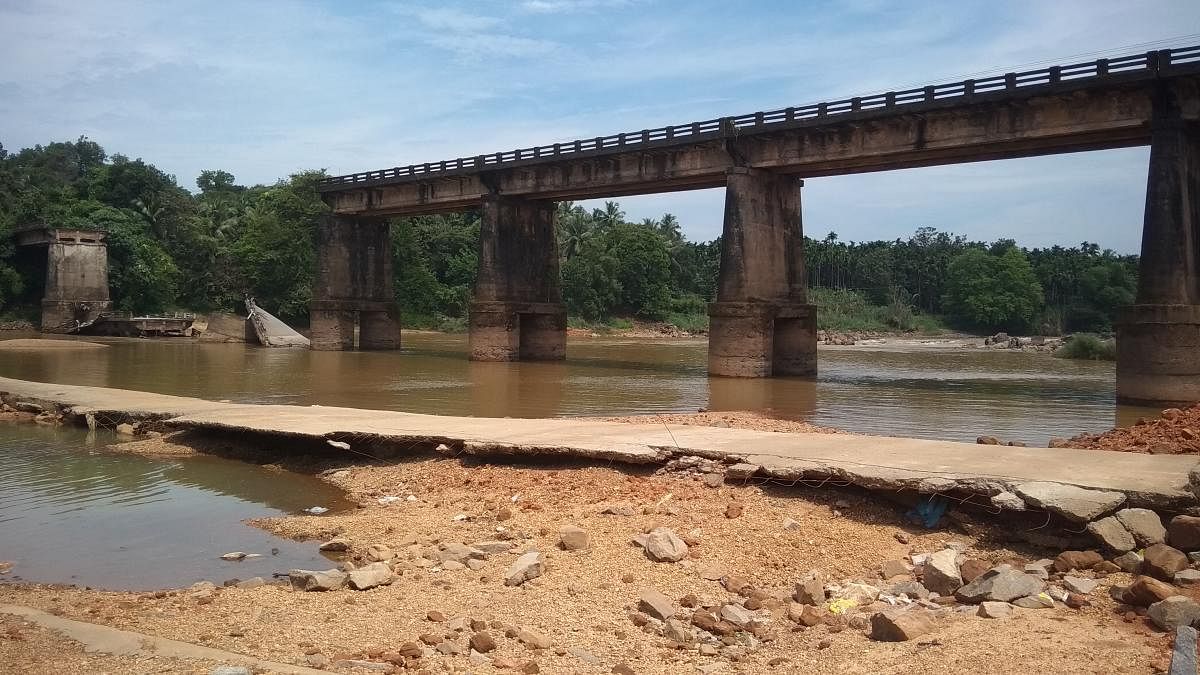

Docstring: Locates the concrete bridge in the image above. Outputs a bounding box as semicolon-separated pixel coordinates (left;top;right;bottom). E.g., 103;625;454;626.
315;46;1200;406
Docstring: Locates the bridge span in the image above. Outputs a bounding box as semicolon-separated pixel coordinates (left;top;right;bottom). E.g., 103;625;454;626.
314;46;1200;406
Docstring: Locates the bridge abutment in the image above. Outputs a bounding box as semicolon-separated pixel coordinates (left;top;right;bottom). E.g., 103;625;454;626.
708;169;816;377
310;215;401;351
469;195;566;361
1117;84;1200;406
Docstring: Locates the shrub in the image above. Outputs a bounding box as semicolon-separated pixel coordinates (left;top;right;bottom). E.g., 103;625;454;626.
1054;334;1116;361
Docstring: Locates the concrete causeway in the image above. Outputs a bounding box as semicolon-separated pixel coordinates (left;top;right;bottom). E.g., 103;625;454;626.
1;375;1196;512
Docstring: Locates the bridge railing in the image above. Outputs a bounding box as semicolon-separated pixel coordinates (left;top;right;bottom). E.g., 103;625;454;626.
318;45;1200;191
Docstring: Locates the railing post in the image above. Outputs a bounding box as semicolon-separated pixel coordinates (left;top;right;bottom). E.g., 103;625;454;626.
1004;73;1016;89
691;122;700;135
785;107;795;122
618;133;626;145
964;79;975;95
1049;66;1061;83
666;126;675;139
850;97;862;111
553;143;561;155
574;140;582;152
817;102;828;117
641;130;649;143
720;117;735;136
885;92;895;107
754;112;764;125
594;136;603;149
423;163;431;174
1097;58;1109;76
923;86;934;101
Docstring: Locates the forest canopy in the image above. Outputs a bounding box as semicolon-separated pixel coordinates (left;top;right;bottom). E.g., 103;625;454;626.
0;137;1138;335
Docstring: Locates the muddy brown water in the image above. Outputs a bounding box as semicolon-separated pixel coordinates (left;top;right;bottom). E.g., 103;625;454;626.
0;332;1155;590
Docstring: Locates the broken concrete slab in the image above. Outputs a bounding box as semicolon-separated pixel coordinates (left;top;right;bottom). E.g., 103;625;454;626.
1014;482;1126;522
1;376;1196;512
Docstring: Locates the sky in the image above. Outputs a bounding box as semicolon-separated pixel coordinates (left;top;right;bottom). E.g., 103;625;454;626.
2;0;1198;252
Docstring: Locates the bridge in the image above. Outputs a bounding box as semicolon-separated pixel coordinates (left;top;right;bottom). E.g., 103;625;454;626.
314;46;1200;406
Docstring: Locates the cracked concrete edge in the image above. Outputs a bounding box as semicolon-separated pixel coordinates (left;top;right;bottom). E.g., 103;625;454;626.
0;604;328;675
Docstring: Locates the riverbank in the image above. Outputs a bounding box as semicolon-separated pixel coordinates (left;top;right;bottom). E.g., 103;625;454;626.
3;380;1200;672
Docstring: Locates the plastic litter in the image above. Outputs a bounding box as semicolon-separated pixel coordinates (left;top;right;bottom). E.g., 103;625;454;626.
377;495;402;505
304;506;329;515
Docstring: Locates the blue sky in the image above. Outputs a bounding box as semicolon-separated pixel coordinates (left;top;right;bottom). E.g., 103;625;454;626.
2;0;1197;252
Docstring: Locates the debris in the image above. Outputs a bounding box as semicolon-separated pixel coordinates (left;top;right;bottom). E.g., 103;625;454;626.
869;610;934;641
923;549;962;596
377;496;402;505
304;506;329;515
326;440;351;451
906;495;949;529
1115;508;1167;547
504;551;544;586
1013;482;1125;522
1148;596;1200;631
1144;543;1190;582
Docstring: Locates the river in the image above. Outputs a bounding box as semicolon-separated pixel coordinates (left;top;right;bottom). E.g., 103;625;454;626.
0;333;1153;590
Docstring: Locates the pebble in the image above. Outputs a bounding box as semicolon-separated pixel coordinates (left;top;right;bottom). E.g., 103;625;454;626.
724;502;744;519
470;631;497;652
638;528;689;562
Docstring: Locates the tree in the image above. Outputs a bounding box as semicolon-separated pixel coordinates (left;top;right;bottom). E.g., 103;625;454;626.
603;222;672;318
943;247;1043;332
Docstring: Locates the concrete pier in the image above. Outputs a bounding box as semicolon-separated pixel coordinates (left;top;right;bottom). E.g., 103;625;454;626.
708;169;815;377
12;227;112;331
469;195;566;361
1117;81;1200;405
310;216;401;351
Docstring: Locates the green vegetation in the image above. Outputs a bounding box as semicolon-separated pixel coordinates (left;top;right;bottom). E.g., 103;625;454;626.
1054;334;1117;361
0;137;1140;337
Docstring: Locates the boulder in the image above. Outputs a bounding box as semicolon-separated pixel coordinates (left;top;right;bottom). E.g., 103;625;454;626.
288;569;347;592
1053;550;1104;572
504;551;544;586
639;528;689;563
638;589;676;621
1013;482;1124;522
557;525;589;551
1176;569;1200;586
923;549;962;596
1086;517;1136;553
1148;596;1200;631
955;567;1044;603
959;559;990;584
1143;543;1189;582
1114;508;1167;547
1113;551;1144;573
792;572;824;605
348;562;394;590
788;602;823;626
869;610;934;642
977;601;1013;618
1169;515;1200;551
1111;575;1178;607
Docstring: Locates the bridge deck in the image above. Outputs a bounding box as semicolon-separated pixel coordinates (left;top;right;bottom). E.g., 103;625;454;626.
319;45;1200;196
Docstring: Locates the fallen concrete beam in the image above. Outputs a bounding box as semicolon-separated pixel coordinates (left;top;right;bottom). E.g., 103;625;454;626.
1;376;1196;512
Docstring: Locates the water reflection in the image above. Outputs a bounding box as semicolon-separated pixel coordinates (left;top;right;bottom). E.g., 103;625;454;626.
0;333;1158;445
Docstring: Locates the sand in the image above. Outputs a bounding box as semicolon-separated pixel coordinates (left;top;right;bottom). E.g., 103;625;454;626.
0;338;108;351
0;430;1179;674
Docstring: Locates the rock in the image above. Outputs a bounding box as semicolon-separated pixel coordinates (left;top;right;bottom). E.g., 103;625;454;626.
1111;575;1178;607
348;561;394;590
557;525;589;551
398;641;423;657
1176;569;1200;585
1023;564;1049;580
889;581;930;600
210;667;251;675
504;551;544;586
288;569;347;592
788;602;823;626
365;544;395;562
1014;482;1125;522
639;589;676;621
719;603;755;627
219;552;247;561
1064;592;1089;609
977;601;1013;618
955;567;1044;603
1053;550;1104;572
1144;543;1189;582
977;436;1000;445
1115;508;1167;547
880;560;910;579
235;577;265;589
517;628;551;649
782;517;802;530
318;537;350;552
436;640;463;655
1086;516;1136;553
1062;576;1098;595
869;610;934;641
640;528;689;563
1013;594;1055;609
724;502;744;519
427;610;447;622
1174;626;1200;674
470;631;497;653
697;563;727;581
612;663;636;675
601;503;637;516
989;491;1026;511
472;541;513;555
792;572;824;605
442;560;466;571
664;617;695;643
959;559;990;584
1169;515;1200;551
837;582;881;606
1148;596;1200;631
438;542;487;564
726;463;760;480
923;549;963;596
115;423;136;436
1113;551;1144;573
